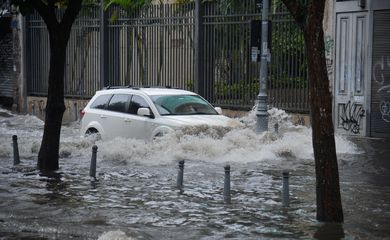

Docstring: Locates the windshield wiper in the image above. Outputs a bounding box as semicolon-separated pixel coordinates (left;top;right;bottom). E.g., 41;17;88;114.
186;112;215;115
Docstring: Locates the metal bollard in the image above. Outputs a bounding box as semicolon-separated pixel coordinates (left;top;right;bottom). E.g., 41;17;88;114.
90;145;98;179
224;165;231;204
282;171;290;207
32;103;36;116
12;135;20;165
73;102;78;121
177;160;185;192
274;123;279;134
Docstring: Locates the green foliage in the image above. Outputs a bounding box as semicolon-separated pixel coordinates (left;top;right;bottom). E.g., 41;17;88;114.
185;79;194;90
268;75;307;88
11;0;99;15
104;0;152;12
214;0;246;15
174;0;192;4
269;5;308;90
103;0;152;23
214;79;259;101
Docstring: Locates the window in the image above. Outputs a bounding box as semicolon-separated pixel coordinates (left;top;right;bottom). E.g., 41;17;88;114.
150;95;218;115
129;95;150;115
107;94;131;113
90;94;112;109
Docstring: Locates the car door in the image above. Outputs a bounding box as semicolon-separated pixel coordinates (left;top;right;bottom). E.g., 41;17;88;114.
104;94;132;139
127;94;155;140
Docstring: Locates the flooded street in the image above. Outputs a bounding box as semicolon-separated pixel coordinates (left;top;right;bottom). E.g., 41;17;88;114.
0;108;389;239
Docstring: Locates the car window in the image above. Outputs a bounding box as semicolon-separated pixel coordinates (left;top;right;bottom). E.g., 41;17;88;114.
90;94;112;109
107;94;131;113
129;95;150;115
150;95;218;115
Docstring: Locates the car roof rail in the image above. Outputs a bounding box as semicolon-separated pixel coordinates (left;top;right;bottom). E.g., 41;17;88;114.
103;85;136;90
103;85;122;90
102;85;182;90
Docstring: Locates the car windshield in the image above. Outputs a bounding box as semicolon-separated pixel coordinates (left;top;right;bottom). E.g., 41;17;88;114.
150;95;218;116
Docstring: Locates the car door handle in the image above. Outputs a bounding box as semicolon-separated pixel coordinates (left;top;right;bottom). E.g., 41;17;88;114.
124;118;132;123
100;115;107;119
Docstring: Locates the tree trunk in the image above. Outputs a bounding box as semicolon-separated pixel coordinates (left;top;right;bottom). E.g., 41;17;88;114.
37;29;67;171
281;0;344;222
303;2;343;222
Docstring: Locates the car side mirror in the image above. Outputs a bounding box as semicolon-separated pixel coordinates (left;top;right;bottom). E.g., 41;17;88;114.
137;108;153;118
215;107;222;115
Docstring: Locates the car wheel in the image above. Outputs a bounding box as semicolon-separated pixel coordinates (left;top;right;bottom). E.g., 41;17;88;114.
153;132;164;140
85;128;101;141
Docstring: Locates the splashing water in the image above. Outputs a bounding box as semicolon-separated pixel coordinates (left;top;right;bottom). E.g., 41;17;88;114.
0;107;358;168
98;230;135;240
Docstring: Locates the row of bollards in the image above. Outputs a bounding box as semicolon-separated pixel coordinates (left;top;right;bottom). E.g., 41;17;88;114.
12;135;99;179
11;135;290;206
175;160;290;206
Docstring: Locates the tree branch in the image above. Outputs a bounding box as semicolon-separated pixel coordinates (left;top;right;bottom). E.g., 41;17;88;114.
281;0;307;28
29;0;59;29
60;0;82;34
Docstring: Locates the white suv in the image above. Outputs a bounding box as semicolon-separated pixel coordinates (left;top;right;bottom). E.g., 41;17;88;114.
80;87;236;140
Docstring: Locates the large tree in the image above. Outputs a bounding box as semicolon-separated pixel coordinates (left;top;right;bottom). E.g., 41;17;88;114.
281;0;343;222
12;0;82;170
12;0;147;171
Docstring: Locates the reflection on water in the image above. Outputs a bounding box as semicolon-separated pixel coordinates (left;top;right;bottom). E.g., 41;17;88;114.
313;223;345;240
0;108;389;239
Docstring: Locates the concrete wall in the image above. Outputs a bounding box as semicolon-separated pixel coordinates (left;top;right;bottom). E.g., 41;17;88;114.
26;96;311;127
27;96;89;123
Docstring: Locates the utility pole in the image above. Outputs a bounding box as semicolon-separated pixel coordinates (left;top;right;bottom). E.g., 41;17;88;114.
256;0;270;133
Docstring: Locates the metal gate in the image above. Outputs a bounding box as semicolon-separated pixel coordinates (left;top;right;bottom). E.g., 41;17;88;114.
0;15;15;99
25;1;309;112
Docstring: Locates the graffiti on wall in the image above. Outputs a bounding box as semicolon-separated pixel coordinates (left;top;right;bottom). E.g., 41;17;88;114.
380;101;390;122
373;55;390;123
324;36;334;77
340;101;365;134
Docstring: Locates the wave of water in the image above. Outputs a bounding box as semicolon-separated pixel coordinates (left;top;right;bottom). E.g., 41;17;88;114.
0;107;359;169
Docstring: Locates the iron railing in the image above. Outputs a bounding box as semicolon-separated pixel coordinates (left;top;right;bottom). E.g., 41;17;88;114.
25;0;309;112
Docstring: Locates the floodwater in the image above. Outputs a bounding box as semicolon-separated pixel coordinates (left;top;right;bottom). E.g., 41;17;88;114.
0;108;389;240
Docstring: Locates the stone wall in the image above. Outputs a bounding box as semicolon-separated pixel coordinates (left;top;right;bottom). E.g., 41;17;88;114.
27;96;311;126
27;96;89;123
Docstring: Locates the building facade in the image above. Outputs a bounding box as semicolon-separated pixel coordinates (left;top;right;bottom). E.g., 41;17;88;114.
332;0;390;137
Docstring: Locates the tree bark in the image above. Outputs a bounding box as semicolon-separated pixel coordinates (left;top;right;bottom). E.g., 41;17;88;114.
37;29;67;170
32;0;82;171
282;0;343;222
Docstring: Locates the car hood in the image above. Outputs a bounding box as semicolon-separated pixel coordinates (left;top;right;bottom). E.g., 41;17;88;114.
160;115;242;128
